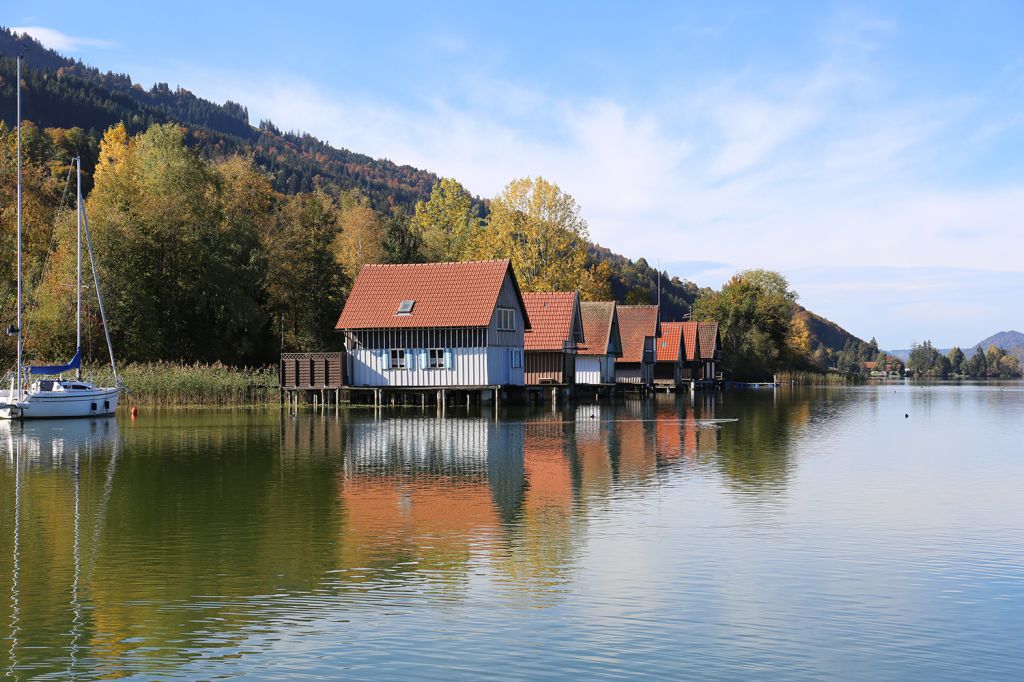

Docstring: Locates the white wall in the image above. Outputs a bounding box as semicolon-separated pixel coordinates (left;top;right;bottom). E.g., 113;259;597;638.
349;346;525;387
576;356;602;384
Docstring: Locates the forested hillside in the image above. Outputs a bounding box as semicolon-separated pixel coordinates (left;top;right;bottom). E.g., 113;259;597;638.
0;28;869;377
0;28;439;208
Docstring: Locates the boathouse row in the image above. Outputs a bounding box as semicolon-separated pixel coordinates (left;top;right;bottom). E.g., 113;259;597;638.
335;259;530;387
280;258;724;398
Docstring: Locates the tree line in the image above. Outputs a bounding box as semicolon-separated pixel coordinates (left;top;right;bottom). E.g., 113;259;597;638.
2;120;880;380
907;341;1021;378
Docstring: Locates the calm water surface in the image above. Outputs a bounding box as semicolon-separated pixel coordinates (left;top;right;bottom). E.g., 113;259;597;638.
1;384;1022;679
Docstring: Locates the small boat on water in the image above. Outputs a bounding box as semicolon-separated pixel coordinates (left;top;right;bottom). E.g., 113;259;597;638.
2;57;122;420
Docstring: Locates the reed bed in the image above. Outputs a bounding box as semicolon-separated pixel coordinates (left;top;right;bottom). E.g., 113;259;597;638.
85;362;279;406
776;370;866;386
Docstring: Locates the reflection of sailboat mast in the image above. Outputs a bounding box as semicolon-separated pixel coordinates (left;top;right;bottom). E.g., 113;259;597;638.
7;437;21;677
88;431;120;581
68;448;83;675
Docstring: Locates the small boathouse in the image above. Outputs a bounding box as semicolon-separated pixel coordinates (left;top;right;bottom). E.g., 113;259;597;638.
614;305;660;388
522;291;585;388
575;301;622;386
334;259;531;401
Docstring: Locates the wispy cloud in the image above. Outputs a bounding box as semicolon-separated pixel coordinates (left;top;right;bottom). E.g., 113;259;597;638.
11;26;114;52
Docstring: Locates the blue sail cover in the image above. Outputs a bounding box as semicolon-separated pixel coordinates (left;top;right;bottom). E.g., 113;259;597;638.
29;348;82;375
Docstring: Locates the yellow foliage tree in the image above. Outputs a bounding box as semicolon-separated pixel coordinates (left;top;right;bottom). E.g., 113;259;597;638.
333;192;385;280
472;177;607;295
410;178;481;262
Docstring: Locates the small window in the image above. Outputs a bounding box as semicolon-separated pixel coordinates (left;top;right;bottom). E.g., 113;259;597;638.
389;349;406;369
90;402;97;412
497;307;515;331
511;349;522;368
429;348;445;369
104;400;110;410
396;299;415;315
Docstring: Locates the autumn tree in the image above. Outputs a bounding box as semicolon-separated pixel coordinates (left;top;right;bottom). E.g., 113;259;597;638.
333;190;386;280
472;177;610;297
410;178;481;262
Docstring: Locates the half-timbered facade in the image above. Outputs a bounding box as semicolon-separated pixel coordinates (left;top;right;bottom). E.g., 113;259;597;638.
614;305;660;386
575;302;623;385
522;292;584;385
335;260;531;387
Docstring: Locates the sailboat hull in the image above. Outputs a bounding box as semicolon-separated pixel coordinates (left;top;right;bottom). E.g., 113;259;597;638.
0;387;121;420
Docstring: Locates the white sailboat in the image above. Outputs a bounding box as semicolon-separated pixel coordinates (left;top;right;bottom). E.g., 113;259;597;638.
1;56;122;420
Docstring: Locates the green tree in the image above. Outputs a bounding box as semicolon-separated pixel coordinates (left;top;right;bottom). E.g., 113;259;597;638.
381;206;423;264
947;346;965;375
410;178;481;262
86;123;268;362
691;269;799;380
966;347;987;377
265;191;347;351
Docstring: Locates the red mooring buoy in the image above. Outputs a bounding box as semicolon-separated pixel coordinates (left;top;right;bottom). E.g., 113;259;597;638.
130;406;139;419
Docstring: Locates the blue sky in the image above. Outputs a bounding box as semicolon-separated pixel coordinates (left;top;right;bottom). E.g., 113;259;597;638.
10;1;1024;348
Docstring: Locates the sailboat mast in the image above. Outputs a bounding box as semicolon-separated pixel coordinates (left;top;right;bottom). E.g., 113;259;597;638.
16;56;23;402
76;157;82;379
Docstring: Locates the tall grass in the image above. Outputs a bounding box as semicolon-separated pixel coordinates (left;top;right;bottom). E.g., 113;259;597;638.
85;362;279;406
776;370;866;386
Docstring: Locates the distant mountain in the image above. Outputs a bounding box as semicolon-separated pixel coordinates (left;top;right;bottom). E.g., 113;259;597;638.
971;330;1024;354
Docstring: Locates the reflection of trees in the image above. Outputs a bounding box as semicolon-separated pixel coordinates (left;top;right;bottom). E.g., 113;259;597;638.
711;387;854;494
0;412;344;678
0;395;840;677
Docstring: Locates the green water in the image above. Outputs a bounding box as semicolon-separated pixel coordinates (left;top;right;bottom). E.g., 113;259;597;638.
1;384;1022;679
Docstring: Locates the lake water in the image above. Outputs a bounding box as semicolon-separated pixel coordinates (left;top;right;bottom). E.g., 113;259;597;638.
1;383;1022;680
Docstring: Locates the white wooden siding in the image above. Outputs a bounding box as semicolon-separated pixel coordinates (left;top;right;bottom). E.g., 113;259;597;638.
576;355;617;385
350;347;487;386
576;356;601;384
349;346;525;386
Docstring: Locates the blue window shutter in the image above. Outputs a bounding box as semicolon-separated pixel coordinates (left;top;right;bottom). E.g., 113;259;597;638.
421;350;429;368
381;349;390;370
445;349;454;369
406;349;415;370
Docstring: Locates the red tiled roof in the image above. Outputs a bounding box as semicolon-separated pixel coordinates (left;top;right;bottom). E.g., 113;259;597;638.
578;301;619;356
681;321;700;361
523;292;580;351
335;260;529;330
616;305;659;363
657;322;684;362
697;321;719;358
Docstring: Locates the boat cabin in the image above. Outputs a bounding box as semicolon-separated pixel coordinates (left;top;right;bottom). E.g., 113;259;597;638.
522;292;585;385
575;302;623;385
335;259;531;388
614;305;660;386
654;321;685;386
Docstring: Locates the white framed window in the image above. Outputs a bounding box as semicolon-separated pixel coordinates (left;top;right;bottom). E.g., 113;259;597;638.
429;348;445;369
511;349;522;368
496;307;516;331
389;349;405;369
